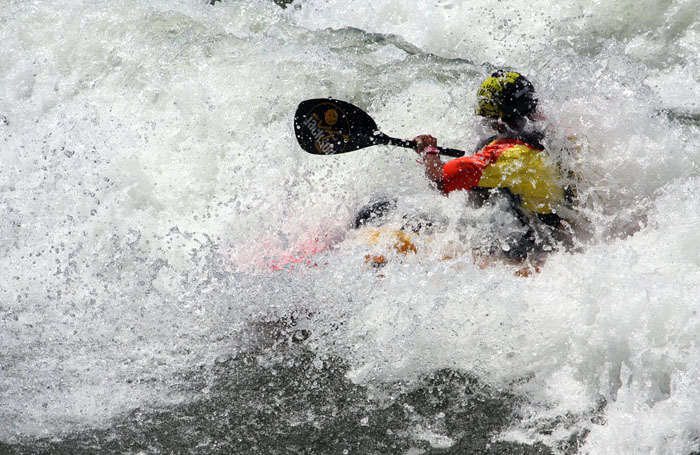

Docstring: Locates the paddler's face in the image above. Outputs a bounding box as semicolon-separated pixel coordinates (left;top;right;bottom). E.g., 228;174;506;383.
529;108;546;123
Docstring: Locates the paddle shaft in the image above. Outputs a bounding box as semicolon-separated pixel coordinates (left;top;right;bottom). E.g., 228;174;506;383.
378;134;465;158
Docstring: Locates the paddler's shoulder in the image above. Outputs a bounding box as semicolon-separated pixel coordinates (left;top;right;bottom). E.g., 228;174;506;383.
473;131;546;153
473;134;499;153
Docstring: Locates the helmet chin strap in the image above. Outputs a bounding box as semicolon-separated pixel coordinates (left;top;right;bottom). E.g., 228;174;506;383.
493;116;527;133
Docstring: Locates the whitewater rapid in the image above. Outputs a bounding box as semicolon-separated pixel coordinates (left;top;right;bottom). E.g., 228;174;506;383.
1;0;700;453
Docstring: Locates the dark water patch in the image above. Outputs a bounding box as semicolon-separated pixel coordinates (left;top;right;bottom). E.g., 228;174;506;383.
2;343;556;454
273;0;295;8
208;0;295;8
654;109;700;126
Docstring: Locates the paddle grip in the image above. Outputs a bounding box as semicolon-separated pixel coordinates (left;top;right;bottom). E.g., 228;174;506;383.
383;136;465;158
435;146;465;158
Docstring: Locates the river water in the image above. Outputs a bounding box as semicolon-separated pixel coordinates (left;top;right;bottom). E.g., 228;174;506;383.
1;0;700;454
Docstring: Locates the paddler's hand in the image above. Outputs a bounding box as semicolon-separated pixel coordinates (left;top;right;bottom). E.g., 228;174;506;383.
413;134;438;156
413;134;443;186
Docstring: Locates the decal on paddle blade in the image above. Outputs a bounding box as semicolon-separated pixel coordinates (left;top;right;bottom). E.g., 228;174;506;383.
298;102;351;155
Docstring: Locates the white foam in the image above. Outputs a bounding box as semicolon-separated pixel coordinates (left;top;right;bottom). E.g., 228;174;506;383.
1;0;699;452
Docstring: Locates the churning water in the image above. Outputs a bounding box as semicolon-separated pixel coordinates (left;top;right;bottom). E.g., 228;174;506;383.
1;0;700;453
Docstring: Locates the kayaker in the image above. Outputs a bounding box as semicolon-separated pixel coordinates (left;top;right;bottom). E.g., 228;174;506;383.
414;70;575;266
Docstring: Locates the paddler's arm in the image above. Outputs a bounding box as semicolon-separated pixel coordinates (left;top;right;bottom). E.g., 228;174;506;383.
414;134;444;188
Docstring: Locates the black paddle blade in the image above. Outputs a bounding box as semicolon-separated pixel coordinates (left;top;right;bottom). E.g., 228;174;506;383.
294;99;386;155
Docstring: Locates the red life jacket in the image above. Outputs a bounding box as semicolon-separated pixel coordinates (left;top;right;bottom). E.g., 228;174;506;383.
441;137;565;215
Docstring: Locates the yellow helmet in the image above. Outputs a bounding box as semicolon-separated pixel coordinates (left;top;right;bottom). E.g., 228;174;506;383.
476;70;538;121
